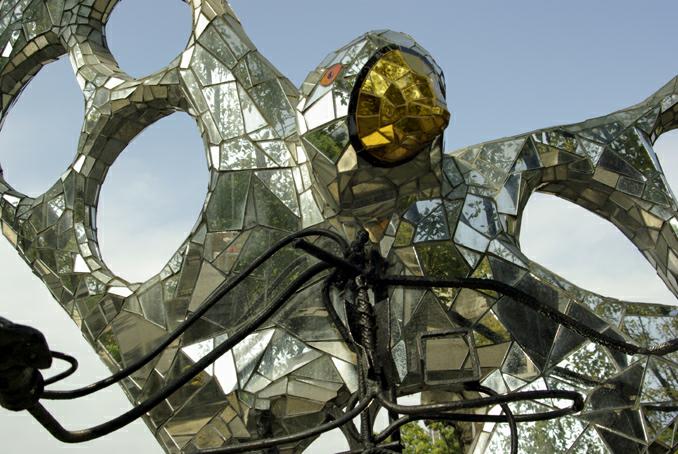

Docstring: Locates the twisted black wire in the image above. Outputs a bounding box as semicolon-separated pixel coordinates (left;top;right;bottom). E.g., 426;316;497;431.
354;276;377;368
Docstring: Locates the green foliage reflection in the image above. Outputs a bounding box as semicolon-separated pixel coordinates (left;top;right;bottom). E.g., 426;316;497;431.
400;421;463;454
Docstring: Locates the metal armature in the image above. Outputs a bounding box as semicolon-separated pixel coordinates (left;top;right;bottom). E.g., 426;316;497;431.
0;1;677;453
0;230;594;453
1;230;675;454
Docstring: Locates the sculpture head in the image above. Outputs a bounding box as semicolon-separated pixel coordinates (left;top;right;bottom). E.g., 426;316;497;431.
297;31;450;224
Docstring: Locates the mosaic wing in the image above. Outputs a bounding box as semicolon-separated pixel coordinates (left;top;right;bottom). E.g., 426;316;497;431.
409;76;678;452
0;1;338;452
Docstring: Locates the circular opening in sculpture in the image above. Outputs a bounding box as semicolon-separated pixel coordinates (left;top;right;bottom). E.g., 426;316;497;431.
521;192;675;304
97;113;208;283
0;57;83;197
106;0;192;78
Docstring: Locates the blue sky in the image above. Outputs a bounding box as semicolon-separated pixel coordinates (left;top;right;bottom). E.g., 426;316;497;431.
0;0;676;452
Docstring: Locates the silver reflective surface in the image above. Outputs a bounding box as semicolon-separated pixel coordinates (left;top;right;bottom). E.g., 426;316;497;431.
0;1;677;453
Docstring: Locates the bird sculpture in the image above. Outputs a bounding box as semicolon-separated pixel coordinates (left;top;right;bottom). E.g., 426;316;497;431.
0;1;676;453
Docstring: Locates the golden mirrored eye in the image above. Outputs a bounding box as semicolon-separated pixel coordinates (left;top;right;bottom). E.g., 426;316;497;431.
349;48;450;166
320;63;343;86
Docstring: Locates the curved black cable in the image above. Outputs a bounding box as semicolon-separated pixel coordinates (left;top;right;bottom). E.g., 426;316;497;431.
295;243;678;358
379;276;678;356
336;391;363;445
471;384;518;454
42;229;347;400
43;351;79;386
28;263;332;442
552;366;602;387
376;389;583;419
321;270;355;347
374;389;583;445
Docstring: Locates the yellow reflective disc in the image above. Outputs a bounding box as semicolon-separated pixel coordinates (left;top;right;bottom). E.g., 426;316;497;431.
354;49;450;165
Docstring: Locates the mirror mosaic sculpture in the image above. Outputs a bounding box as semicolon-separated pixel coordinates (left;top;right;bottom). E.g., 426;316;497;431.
0;0;677;452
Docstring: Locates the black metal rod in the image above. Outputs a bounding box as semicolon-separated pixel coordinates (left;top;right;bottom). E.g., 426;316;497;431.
321;270;355;346
43;351;78;386
385;387;402;452
376;389;584;419
42;229;347;400
379;275;678;356
373;389;583;444
28;263;332;442
472;384;518;454
642;403;678;411
293;239;363;276
552;366;602;387
341;391;364;444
